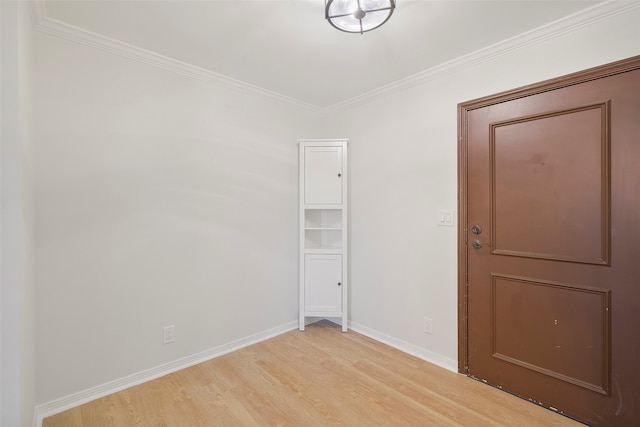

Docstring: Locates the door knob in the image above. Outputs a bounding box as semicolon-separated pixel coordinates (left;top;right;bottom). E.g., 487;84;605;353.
471;239;483;249
471;225;482;235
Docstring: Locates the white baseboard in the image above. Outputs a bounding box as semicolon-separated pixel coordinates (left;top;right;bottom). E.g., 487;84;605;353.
34;320;298;427
348;321;458;373
34;319;458;426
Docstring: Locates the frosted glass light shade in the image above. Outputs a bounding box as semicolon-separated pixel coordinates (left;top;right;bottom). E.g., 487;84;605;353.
325;0;396;34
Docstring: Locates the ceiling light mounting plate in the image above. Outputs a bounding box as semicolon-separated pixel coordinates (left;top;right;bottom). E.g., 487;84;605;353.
325;0;396;34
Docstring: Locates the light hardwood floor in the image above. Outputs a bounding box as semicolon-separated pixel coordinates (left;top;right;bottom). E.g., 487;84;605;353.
43;320;584;426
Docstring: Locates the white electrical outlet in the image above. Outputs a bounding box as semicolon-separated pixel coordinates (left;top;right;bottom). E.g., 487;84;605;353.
423;317;433;335
163;325;175;344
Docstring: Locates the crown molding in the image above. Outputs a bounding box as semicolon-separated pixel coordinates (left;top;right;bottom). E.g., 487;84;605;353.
29;0;323;113
29;1;639;113
326;0;640;111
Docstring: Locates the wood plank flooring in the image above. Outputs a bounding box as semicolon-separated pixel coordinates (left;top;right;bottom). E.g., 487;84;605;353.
43;320;584;426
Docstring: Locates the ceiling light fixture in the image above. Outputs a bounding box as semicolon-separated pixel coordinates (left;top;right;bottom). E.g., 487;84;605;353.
325;0;396;34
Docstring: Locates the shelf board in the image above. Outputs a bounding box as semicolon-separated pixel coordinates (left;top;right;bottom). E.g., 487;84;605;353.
303;205;344;210
305;227;342;231
304;248;343;254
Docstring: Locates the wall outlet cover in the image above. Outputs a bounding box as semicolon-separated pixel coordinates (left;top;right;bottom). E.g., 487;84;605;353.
423;317;433;335
163;325;175;344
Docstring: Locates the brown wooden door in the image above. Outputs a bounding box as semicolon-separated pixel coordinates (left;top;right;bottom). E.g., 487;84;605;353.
459;56;640;427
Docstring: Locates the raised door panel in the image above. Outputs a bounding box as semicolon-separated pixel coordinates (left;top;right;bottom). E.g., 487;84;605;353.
491;103;609;264
304;146;343;204
304;254;342;313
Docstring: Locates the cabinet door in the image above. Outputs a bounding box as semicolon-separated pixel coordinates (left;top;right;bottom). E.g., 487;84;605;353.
304;254;342;313
304;146;342;204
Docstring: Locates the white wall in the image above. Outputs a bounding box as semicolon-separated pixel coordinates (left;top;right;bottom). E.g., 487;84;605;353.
18;2;36;425
0;1;36;426
323;6;640;368
30;1;640;418
34;34;321;404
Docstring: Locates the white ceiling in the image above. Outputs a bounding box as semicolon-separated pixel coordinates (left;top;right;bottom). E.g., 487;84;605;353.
42;0;602;108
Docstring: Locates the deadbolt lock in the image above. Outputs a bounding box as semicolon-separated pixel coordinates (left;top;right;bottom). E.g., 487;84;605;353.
471;225;482;235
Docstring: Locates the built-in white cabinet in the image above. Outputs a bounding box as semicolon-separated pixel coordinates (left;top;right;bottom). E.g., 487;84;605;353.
299;140;348;332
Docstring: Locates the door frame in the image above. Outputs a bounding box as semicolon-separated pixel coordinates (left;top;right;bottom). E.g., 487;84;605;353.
457;55;640;374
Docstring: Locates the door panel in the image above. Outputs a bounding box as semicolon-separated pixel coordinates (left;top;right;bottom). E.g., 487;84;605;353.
492;275;610;395
304;146;343;204
491;102;610;264
304;254;342;313
459;56;640;427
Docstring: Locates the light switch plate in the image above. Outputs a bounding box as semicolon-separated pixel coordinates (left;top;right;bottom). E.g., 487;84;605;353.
438;209;455;226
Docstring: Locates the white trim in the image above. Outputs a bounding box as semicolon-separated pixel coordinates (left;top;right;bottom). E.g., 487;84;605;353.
0;0;4;421
325;0;640;111
348;321;458;373
30;1;640;112
33;321;298;427
0;2;4;423
297;138;349;145
29;1;321;113
33;318;457;426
